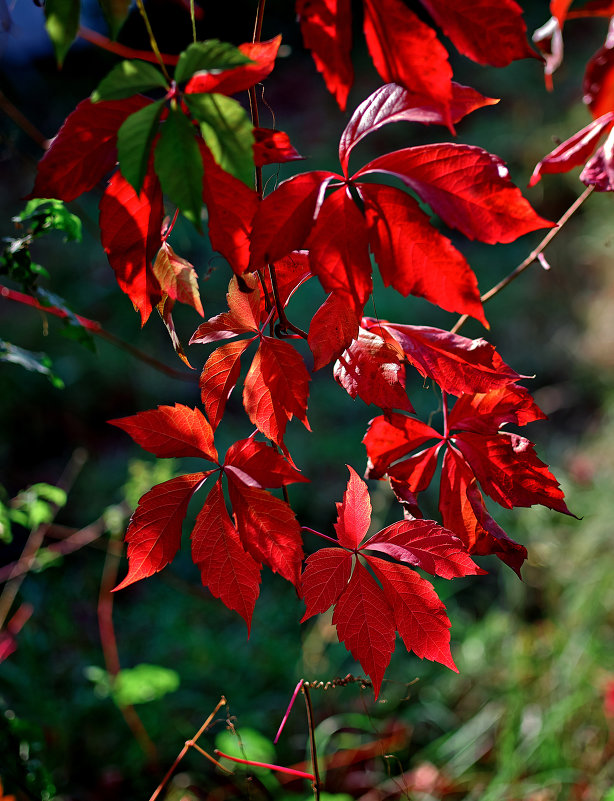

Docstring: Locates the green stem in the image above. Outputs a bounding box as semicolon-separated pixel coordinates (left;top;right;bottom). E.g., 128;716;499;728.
135;0;172;82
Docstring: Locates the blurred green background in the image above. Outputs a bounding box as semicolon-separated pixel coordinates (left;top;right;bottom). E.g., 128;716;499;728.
2;1;614;799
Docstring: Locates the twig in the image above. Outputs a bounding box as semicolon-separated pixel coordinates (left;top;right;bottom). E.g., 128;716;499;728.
450;184;595;335
78;26;180;66
1;284;196;382
214;750;316;780
0;90;48;149
302;683;321;801
148;696;228;801
135;0;172;82
0;448;87;629
98;532;159;765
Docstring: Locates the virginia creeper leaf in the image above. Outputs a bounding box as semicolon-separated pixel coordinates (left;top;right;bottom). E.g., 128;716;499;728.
308;293;360;371
334;328;413;412
152;241;203;316
224;436;309;488
301;548;353;620
227;479;303;587
297;0;353;110
360;183;486;324
243;337;310;447
44;0;79;66
367;557;457;672
109;403;218;461
117;100;165;195
334;464;372;549
155;108;204;230
359;144;554;244
184;36;281;95
30;97;150;202
249;171;337;269
419;0;537;67
362;0;453;128
339;82;498;175
186;93;255;186
98;0;131;39
191;480;261;631
253;128;304;167
91;60;168;102
114;472;208;590
99;164;164;324
332;560;396;699
175;40;252;84
199;340;250;430
156;295;194;369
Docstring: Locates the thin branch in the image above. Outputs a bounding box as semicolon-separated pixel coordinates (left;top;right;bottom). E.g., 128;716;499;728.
148;697;228;801
1;284;196;382
451;185;594;334
302;683;321;800
301;526;340;546
0;449;87;629
0;90;48;149
77;26;179;66
135;0;172;82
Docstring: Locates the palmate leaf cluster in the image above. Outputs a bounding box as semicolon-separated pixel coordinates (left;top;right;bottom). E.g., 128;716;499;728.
19;0;611;694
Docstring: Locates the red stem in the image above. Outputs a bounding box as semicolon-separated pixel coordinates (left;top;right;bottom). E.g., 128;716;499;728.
78;26;180;65
214;750;315;780
301;526;340;546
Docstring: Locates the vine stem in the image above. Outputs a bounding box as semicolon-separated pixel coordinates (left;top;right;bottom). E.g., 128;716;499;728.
148;697;229;801
77;26;179;65
302;683;321;800
451;184;594;334
301;526;340;546
1;285;195;382
135;0;172;82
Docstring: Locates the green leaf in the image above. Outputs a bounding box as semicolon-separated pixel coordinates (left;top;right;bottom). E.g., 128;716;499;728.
0;495;12;543
154;108;203;229
10;483;67;530
91;60;168;102
44;0;80;66
0;340;64;388
117;100;165;194
16;199;82;242
185;93;255;186
97;0;131;40
215;727;276;771
85;663;180;705
174;39;252;84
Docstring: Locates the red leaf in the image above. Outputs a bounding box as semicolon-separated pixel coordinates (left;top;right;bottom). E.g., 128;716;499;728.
532;15;564;91
580;129;614;190
363;518;482;579
307;188;373;317
110;403;218;461
584;22;614;119
99;164;164;325
301;547;353;620
227;479;303;587
359;144;554;244
243;337;310;446
334;465;372;549
153;241;203;316
199;340;251;430
297;0;353;110
360;183;486;324
185;36;281;95
386;446;442;493
447;384;546;432
439;446;527;575
363;320;523;396
224;436;309;488
191;480;261;631
339;82;498;175
529;113;614;186
190;275;260;344
250;171;337;269
453;430;572;514
114;472;208;590
334;328;413;412
253;128;305;166
201;146;260;275
258;252;313;323
308;293;361;371
332;560;396;699
367;557;457;671
30;97;149;202
364;413;441;479
419;0;537;67
362;0;453;127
